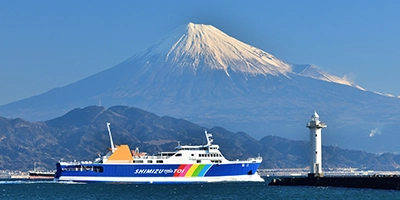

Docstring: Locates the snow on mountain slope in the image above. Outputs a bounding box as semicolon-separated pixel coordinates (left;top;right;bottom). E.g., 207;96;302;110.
132;22;292;77
291;64;365;90
129;22;365;91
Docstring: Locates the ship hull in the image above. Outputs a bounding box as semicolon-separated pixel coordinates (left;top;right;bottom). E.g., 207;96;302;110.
29;171;55;180
55;162;263;183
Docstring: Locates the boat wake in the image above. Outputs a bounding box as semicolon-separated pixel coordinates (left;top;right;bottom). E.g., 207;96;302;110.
0;179;87;185
0;180;55;185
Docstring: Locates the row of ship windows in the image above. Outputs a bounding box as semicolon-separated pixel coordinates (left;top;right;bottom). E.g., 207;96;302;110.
133;160;163;163
196;160;222;163
196;153;222;157
179;147;218;151
176;153;221;157
131;154;222;164
62;166;104;172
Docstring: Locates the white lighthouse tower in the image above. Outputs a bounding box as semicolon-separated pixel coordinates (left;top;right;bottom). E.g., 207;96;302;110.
306;111;327;178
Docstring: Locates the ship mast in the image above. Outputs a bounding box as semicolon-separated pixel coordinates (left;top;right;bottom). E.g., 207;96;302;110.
204;130;213;146
107;122;116;153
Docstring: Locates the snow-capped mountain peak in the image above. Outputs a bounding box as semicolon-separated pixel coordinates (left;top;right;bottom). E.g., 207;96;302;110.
141;22;292;77
134;23;365;91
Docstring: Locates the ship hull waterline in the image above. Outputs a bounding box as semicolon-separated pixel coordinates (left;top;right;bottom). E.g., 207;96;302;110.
55;162;263;183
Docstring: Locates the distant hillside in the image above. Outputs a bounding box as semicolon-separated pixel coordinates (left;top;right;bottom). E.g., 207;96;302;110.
0;105;399;171
259;136;400;170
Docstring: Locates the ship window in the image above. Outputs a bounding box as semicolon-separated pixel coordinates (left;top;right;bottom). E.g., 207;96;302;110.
133;160;143;163
93;166;103;173
147;160;153;163
191;154;194;156
175;153;182;157
197;160;201;163
63;165;82;172
156;160;163;163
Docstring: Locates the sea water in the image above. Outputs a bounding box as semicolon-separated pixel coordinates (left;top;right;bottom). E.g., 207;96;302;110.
0;177;399;200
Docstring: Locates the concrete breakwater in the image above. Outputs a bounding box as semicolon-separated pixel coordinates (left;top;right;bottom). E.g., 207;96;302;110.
269;175;400;190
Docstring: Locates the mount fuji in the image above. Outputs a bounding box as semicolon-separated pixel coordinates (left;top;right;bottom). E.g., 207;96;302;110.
1;23;400;153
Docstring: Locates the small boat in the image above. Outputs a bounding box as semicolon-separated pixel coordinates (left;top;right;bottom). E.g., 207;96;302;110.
54;123;263;183
28;171;55;180
28;162;55;180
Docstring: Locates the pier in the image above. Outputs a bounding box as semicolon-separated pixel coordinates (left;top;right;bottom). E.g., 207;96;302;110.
269;175;400;190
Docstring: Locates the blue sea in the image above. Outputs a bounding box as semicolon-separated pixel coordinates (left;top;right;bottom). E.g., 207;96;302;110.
1;177;399;200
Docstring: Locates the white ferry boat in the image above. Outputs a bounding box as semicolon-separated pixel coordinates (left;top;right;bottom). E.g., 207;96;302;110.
54;123;263;183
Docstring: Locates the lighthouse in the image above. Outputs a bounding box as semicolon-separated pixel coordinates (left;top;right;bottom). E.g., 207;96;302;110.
306;111;327;178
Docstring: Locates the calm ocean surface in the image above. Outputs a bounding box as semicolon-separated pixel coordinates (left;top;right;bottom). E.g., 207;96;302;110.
1;177;399;200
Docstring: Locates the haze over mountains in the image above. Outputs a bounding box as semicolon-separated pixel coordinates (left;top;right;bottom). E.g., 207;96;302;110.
1;23;400;153
2;105;400;171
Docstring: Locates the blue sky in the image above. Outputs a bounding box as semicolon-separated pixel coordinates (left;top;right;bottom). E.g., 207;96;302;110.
1;0;400;105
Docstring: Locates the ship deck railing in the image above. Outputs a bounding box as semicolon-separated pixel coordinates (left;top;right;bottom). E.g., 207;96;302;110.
60;161;93;165
133;155;172;160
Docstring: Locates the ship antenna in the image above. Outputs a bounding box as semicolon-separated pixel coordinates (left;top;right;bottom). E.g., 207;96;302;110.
107;122;115;153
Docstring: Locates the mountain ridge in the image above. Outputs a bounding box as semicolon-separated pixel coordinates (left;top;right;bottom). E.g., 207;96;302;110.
0;23;363;118
1;105;400;171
